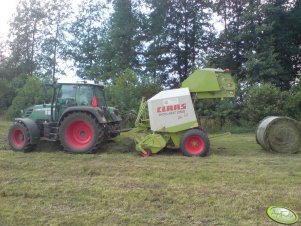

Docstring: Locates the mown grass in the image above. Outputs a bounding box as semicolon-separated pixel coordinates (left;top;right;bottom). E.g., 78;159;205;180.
0;120;300;226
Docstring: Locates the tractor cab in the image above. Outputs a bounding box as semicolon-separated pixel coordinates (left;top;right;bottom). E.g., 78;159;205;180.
54;82;106;120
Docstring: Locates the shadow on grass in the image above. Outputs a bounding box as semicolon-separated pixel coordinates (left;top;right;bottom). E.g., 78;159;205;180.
99;139;183;157
35;141;63;153
34;139;136;155
210;146;229;156
98;139;133;154
157;148;182;156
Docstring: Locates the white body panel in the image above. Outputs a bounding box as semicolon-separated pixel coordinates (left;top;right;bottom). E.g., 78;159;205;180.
147;88;197;131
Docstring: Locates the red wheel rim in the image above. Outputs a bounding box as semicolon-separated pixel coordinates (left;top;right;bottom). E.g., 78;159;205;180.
141;149;151;157
185;135;205;155
12;128;25;148
65;120;93;150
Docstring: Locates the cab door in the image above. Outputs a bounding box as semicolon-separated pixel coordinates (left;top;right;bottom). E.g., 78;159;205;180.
54;84;77;120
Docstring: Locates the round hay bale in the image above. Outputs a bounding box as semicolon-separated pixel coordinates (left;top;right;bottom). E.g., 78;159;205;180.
256;116;301;154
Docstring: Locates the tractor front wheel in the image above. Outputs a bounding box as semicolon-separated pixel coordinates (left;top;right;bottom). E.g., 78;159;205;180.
180;129;210;157
8;122;36;152
59;112;101;154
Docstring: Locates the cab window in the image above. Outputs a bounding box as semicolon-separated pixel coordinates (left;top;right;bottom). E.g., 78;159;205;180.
78;85;93;106
57;84;77;106
94;87;106;107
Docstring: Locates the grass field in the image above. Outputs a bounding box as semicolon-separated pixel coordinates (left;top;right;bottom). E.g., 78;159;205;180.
0;120;300;226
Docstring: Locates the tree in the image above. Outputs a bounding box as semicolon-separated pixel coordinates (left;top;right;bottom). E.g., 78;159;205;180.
101;0;141;80
145;0;214;87
266;0;301;88
9;0;47;77
37;0;71;80
69;0;108;80
243;38;285;85
0;49;12;109
1;0;47;111
212;0;300;88
243;0;300;88
289;0;301;76
211;0;262;81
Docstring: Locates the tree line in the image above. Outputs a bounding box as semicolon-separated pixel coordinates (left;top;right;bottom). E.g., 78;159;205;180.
0;0;300;128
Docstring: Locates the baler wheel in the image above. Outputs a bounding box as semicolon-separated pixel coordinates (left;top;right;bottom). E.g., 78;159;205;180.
59;112;101;154
8;122;36;152
180;129;210;157
140;147;151;157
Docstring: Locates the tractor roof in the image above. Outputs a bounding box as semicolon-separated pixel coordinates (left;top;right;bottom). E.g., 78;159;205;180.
57;75;104;87
57;81;104;87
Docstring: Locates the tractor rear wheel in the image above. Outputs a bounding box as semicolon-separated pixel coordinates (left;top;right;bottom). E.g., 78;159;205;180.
180;129;210;157
8;122;36;152
59;112;102;154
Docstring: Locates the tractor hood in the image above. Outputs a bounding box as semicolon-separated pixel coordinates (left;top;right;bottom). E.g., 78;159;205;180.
22;104;52;121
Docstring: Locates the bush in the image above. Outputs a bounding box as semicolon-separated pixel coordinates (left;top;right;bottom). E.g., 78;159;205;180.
243;83;289;123
221;119;256;134
196;99;241;131
106;69;141;116
6;77;47;119
106;69;162;127
287;84;301;120
0;75;28;113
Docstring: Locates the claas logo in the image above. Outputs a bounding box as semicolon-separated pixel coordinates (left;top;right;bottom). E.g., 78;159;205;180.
157;104;187;113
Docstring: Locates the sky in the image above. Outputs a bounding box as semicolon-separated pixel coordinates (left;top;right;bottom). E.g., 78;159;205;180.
0;0;223;79
0;0;19;39
0;0;223;40
0;0;84;40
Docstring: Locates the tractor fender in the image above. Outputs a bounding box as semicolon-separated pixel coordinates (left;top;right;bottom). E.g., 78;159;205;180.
14;118;40;144
58;106;107;125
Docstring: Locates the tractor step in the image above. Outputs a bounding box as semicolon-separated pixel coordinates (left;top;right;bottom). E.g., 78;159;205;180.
40;137;57;142
51;127;59;133
43;122;59;140
50;133;58;139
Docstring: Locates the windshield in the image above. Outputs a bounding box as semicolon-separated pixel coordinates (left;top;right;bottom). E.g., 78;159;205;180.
57;84;77;106
60;85;76;99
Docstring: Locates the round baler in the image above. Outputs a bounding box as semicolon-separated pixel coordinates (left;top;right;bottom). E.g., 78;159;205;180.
114;68;236;157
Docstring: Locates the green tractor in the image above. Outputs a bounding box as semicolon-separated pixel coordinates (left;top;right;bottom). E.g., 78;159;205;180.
8;80;121;154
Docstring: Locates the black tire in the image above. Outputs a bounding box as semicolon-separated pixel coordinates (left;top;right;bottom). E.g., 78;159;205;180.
8;122;36;152
59;112;103;154
180;129;210;157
